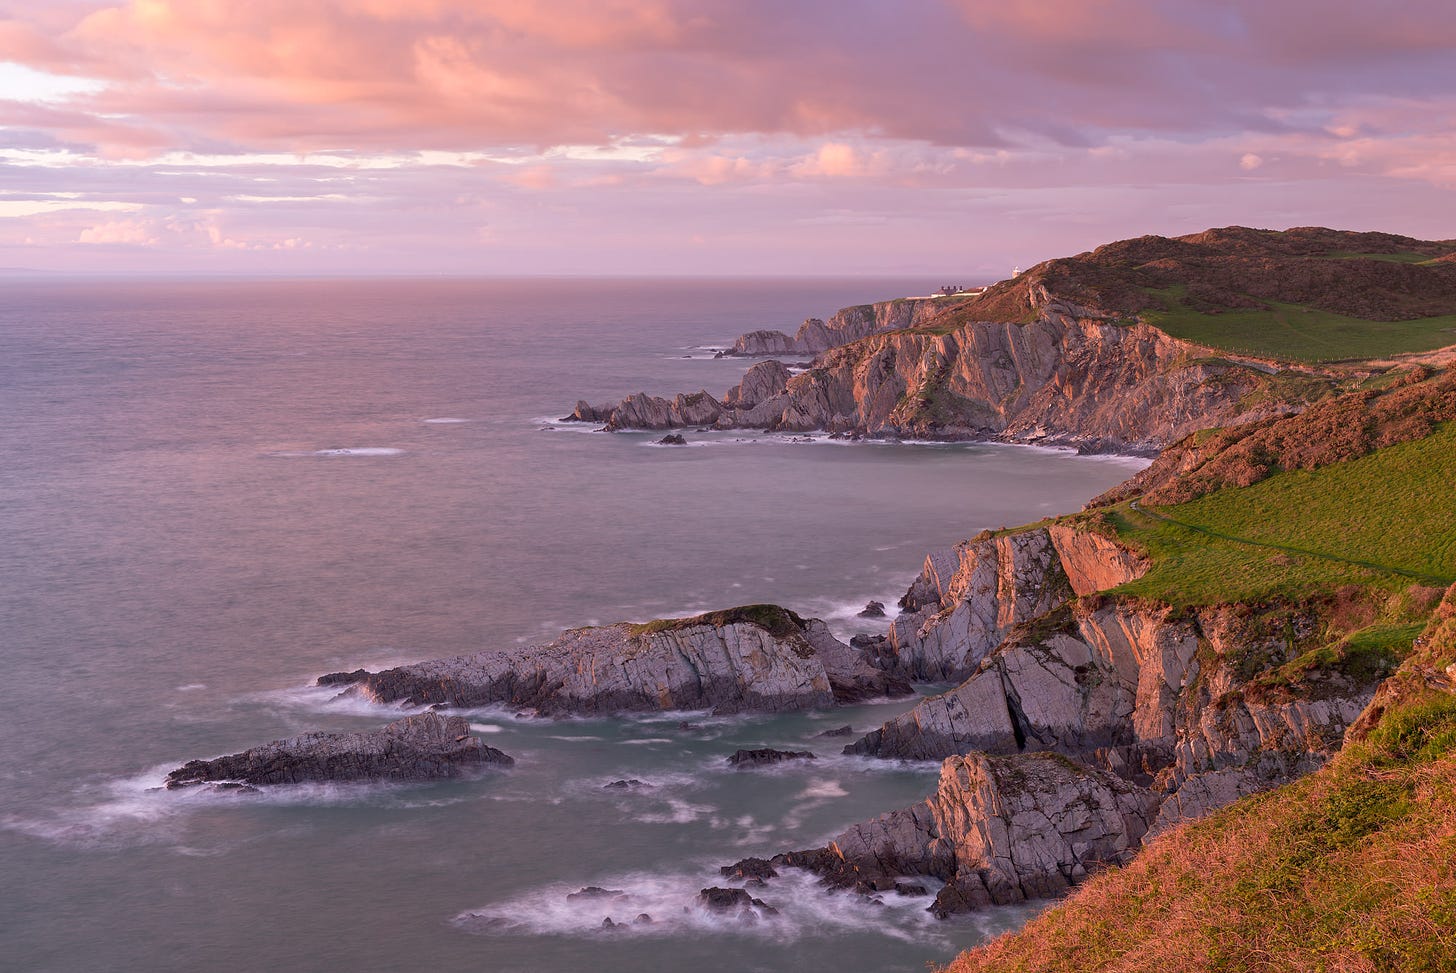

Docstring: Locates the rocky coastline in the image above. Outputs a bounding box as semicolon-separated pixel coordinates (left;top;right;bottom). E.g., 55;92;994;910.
159;227;1456;940
566;297;1308;454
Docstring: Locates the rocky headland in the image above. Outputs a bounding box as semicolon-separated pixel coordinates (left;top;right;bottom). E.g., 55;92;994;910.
164;712;513;790
319;605;911;716
566;226;1456;452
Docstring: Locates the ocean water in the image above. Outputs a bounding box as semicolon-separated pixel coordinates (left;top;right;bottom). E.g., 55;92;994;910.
0;278;1145;973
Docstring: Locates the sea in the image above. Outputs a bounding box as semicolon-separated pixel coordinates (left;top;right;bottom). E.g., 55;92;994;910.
0;277;1146;973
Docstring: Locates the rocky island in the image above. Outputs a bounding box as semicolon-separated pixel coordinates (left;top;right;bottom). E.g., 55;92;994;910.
165;712;514;790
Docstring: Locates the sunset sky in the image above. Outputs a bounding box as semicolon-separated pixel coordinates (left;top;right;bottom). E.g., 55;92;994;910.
2;0;1454;276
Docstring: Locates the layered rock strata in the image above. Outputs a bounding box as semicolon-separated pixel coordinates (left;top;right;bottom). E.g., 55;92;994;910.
771;521;1394;915
326;606;911;717
729;297;953;356
771;752;1152;917
164;712;512;789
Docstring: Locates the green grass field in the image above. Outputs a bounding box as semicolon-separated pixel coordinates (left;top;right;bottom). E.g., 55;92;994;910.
1142;295;1456;364
1100;423;1456;607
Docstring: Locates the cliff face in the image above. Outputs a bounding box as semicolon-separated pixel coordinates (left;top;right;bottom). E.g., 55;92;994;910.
775;522;1393;914
730;296;954;356
576;301;1298;452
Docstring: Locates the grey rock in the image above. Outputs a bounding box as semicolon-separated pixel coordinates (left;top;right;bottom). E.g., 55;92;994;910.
164;713;512;789
335;606;911;717
697;887;780;917
728;748;815;768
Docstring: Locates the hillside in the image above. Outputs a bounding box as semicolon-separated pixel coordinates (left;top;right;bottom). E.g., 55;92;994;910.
937;226;1456;363
943;583;1456;973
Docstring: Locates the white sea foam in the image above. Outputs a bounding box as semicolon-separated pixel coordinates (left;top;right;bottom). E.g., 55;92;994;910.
455;866;966;945
796;779;849;800
175;683;207;692
266;447;406;458
422;417;471;424
468;722;503;734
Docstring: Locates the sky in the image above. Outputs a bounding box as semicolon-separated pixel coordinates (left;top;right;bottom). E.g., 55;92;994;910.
1;0;1454;277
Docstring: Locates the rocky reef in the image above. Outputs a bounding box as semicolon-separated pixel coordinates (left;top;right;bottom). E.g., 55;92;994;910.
164;712;513;789
322;605;911;717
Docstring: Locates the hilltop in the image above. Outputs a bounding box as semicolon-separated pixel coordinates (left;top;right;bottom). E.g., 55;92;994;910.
941;225;1456;363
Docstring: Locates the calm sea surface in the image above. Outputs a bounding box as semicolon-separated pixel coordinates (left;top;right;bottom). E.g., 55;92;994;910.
0;278;1143;972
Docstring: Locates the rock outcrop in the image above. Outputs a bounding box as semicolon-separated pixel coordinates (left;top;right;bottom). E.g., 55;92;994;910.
729;297;954;356
810;513;1401;914
727;748;815;768
329;605;911;717
164;713;513;789
769;751;1152;915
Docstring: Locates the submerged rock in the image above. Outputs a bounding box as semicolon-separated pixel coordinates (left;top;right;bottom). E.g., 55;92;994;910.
331;605;911;717
720;857;779;881
727;748;816;768
815;725;855;738
567;887;625;901
697;887;780;918
656;434;688;446
164;713;513;790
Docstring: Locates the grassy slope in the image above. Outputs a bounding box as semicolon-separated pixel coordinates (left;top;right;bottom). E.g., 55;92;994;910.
944;415;1456;972
1142;293;1456;364
945;679;1456;973
1088;422;1456;608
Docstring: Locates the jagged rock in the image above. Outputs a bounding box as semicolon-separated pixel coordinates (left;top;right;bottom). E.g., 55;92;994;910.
881;528;1077;683
730;298;953;356
633;913;653;925
656;434;687;445
316;669;368;687
720;857;779;880
163;713;512;789
728;748;816;768
604;779;645;790
697;887;780;917
332;605;911;717
858;600;887;618
723;360;792;409
893;882;928;897
566;400;615;422
775;752;1153;915
568;887;625;900
816;725;854;738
